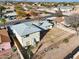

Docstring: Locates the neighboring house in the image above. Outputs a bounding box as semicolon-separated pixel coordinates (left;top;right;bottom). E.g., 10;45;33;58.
47;17;56;20
0;29;11;51
4;12;17;22
47;17;56;24
60;11;73;26
4;9;17;22
63;13;79;27
3;9;15;14
23;5;28;11
57;6;74;12
37;7;48;11
10;20;54;48
32;20;54;30
58;6;73;11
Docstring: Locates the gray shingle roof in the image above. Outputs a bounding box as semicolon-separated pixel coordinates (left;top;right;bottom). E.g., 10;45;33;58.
11;22;42;37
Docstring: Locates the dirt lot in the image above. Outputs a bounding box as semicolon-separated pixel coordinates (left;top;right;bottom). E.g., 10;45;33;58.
0;48;21;59
32;27;75;59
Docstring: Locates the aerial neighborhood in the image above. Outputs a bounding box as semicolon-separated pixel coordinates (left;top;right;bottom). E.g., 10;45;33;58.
0;1;79;59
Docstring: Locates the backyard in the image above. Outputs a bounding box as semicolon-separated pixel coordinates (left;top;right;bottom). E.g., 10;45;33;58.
32;27;75;59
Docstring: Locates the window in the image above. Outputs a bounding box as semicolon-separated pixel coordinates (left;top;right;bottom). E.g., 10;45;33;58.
39;22;43;26
26;34;29;37
22;35;29;38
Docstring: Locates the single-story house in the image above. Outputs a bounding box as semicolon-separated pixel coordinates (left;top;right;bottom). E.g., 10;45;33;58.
3;9;17;21
4;9;15;13
53;6;74;12
4;12;17;21
32;20;54;30
10;20;54;48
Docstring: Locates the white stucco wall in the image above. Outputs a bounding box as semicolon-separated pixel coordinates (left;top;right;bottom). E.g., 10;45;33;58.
22;32;40;47
22;36;31;47
13;30;24;47
48;26;52;29
30;32;40;42
13;29;40;47
60;9;72;12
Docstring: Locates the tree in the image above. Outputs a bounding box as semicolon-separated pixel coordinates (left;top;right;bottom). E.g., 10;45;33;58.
16;10;26;17
65;14;79;35
29;11;38;16
15;5;23;11
0;6;6;18
53;3;58;7
56;8;63;17
16;10;31;19
26;46;33;59
71;22;79;35
0;18;6;28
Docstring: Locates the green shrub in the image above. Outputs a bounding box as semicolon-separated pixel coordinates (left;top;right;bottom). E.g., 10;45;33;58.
63;38;69;43
12;47;17;52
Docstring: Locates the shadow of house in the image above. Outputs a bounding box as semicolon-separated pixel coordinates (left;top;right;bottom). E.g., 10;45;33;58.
32;24;50;41
40;30;50;40
7;26;14;47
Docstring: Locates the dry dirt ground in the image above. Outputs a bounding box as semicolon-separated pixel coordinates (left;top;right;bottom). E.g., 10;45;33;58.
32;27;78;59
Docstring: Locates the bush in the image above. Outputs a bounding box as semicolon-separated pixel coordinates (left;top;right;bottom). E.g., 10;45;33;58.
63;38;69;43
12;47;17;52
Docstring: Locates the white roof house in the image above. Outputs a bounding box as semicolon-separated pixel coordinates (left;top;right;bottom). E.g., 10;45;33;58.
11;22;42;36
32;20;53;30
52;6;73;12
4;12;17;17
3;9;15;13
4;12;17;22
57;6;74;12
10;22;41;47
10;20;54;48
47;17;56;20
